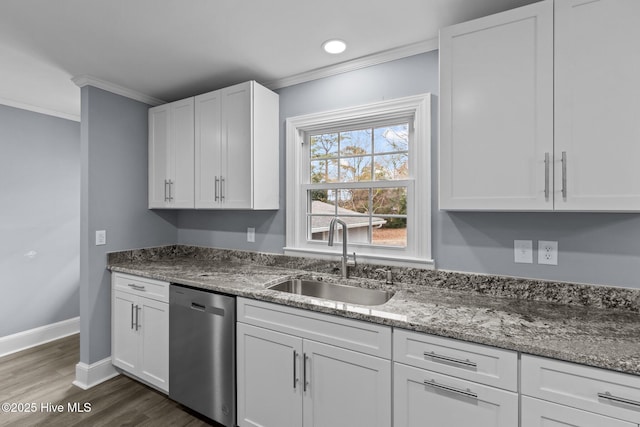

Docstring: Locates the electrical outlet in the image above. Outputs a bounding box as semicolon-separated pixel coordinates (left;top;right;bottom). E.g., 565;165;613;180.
538;240;558;265
514;240;533;264
247;227;255;243
96;230;106;246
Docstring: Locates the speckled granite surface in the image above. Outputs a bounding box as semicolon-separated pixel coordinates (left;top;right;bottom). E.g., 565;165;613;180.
108;245;640;376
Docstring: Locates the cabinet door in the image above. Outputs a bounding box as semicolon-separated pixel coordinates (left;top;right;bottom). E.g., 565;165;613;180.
220;81;253;209
393;363;517;427
148;104;170;208
439;0;553;210
554;0;640;210
237;323;303;427
169;98;195;208
522;396;636;427
138;297;169;392
303;340;391;427
195;90;222;208
112;290;139;372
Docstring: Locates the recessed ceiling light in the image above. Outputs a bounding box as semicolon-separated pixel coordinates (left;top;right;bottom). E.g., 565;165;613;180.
322;39;347;54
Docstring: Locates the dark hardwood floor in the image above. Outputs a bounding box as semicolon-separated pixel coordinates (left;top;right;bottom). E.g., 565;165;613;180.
0;334;215;426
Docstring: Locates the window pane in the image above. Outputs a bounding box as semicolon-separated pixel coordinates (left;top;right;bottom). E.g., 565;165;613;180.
373;153;408;180
372;187;407;215
311;159;339;183
372;217;407;247
309;189;336;213
340;129;372;156
374;124;409;153
337;188;370;213
339;156;372;182
310;133;339;159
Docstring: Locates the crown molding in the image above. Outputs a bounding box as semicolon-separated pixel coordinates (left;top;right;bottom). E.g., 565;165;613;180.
264;38;439;90
71;75;165;106
0;97;81;122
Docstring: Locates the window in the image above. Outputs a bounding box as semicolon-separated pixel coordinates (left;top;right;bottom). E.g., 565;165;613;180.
285;94;433;268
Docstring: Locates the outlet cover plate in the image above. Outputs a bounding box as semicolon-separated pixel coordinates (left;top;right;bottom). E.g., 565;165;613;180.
247;227;255;243
538;240;558;265
514;240;533;264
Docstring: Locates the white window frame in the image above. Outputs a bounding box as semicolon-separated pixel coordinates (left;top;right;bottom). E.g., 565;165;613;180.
284;94;433;268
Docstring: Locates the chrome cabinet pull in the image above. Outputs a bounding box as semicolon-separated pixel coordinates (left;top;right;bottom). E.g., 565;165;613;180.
424;379;478;400
293;350;298;389
220;177;225;201
424;351;477;368
215;176;220;201
164;179;169;202
561;151;567;200
135;305;141;331
544;152;550;201
303;354;309;392
127;283;146;291
168;180;174;201
598;392;640;408
131;303;135;330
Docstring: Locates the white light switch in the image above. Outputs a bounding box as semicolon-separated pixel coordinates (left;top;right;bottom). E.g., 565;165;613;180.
247;227;255;243
96;230;106;246
514;240;533;264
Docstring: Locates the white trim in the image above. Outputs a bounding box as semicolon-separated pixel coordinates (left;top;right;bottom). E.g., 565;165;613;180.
285;94;433;265
265;38;439;90
71;75;165;106
284;247;434;269
0;317;80;358
0;97;80;122
73;357;119;390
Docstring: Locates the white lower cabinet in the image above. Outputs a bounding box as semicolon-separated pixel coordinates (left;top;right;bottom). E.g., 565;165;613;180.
522;396;636;427
394;363;518;427
111;273;169;393
236;298;391;427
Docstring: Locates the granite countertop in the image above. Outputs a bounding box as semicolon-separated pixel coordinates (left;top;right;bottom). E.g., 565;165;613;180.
108;246;640;377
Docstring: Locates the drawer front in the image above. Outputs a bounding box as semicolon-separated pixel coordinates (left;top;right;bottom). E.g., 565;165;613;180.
112;272;169;303
522;396;636;427
394;362;518;427
237;297;391;359
393;328;518;391
521;355;640;424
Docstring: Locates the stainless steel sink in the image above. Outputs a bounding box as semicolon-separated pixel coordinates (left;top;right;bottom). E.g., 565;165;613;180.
268;278;394;306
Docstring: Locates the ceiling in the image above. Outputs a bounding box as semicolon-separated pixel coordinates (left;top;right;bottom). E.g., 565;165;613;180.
0;0;540;121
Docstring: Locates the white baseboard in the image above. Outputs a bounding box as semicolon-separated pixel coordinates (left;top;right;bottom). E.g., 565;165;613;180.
0;317;80;358
73;357;119;390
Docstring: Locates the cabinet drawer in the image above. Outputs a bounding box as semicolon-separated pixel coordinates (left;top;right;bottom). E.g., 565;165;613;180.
394;362;518;427
112;273;169;303
521;355;640;424
237;297;391;359
522;396;636;427
393;328;517;391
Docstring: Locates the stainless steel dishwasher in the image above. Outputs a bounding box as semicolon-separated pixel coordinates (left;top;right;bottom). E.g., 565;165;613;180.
169;284;236;427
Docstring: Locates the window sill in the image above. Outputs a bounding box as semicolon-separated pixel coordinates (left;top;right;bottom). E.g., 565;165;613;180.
283;247;434;270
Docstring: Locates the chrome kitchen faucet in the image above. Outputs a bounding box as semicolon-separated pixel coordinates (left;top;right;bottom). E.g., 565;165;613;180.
328;218;356;279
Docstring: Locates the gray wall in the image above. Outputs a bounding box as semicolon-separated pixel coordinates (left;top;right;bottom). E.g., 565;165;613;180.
80;86;178;364
178;50;640;289
0;105;80;337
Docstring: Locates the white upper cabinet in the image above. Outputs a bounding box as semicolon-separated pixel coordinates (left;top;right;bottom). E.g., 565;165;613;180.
554;0;640;210
195;81;279;210
439;1;553;211
440;0;640;211
148;98;195;209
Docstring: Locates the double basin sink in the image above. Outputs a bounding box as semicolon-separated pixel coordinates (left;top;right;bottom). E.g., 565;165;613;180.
268;277;394;306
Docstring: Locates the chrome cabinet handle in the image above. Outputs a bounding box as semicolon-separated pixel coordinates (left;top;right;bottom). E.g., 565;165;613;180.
303;354;309;392
424;351;477;368
168;180;174;201
135;305;141;331
215;176;220;201
424;379;478;400
598;392;640;408
164;179;169;202
293;350;298;389
220;177;225;201
127;283;145;291
561;151;567;200
544;152;550;201
131;303;135;330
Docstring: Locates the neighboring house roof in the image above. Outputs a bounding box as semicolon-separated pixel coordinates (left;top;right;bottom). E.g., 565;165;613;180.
311;201;386;233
